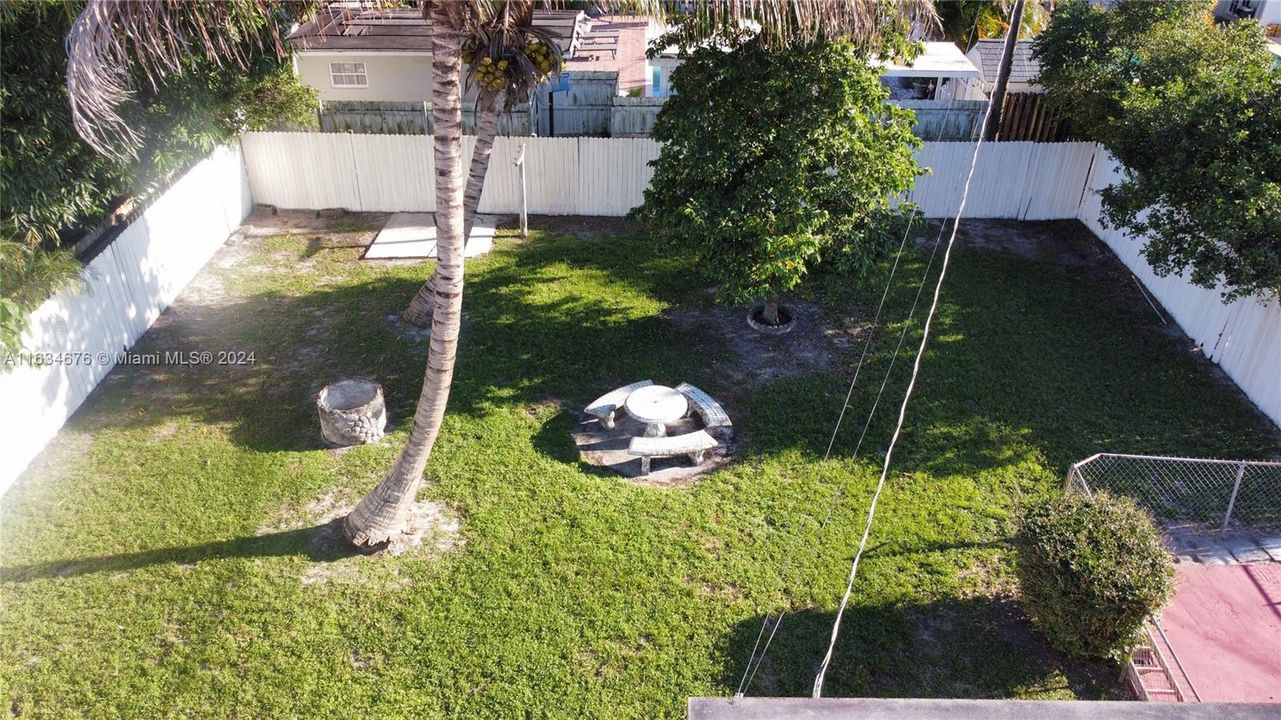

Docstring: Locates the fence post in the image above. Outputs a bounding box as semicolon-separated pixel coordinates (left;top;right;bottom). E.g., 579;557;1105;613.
1221;461;1246;533
514;142;528;238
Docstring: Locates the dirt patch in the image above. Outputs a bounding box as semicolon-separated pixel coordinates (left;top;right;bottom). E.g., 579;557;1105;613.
260;489;461;586
244;206;390;236
951;220;1110;268
667;299;859;389
527;215;636;239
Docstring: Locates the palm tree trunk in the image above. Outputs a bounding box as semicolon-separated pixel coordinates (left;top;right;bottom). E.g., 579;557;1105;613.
401;89;506;329
344;2;467;549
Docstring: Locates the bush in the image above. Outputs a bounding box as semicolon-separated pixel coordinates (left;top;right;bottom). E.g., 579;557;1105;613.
1015;491;1174;659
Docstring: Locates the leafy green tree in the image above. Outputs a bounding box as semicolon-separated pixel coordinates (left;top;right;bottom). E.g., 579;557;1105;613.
634;37;922;325
0;1;316;355
1035;0;1281;300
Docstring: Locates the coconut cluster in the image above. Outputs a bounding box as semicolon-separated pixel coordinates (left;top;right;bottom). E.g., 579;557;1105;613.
463;38;561;94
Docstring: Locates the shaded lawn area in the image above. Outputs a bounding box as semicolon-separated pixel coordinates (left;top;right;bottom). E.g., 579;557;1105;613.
1;216;1276;718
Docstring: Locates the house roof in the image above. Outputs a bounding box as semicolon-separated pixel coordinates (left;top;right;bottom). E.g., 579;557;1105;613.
877;42;980;79
966;39;1040;84
288;6;581;54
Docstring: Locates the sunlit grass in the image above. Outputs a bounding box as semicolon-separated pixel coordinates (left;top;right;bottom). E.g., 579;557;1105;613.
1;221;1274;718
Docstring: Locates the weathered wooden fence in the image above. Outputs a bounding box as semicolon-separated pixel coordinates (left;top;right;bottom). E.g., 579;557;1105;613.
240;132;1097;220
0;146;252;495
609;96;665;138
318;100;531;136
996;92;1072;142
898;100;986;141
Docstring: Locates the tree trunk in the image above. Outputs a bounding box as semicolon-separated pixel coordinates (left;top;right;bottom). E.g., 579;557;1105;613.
401;90;506;329
981;0;1025;142
763;296;780;326
344;3;466;549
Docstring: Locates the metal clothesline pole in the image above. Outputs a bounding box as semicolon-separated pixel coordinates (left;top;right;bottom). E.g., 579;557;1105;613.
514;142;528;239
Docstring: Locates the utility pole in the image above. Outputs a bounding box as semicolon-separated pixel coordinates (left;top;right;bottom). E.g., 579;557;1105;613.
982;0;1026;142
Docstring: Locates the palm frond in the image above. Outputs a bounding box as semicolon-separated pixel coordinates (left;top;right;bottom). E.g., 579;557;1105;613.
65;0;311;160
615;0;938;52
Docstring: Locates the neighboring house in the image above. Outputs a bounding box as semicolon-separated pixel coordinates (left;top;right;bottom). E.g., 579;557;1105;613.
288;6;581;105
1214;0;1281;65
962;39;1042;99
1214;0;1281;28
877;42;982;102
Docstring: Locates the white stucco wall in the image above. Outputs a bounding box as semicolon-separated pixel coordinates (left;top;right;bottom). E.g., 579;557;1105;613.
295;53;433;102
1260;0;1281;26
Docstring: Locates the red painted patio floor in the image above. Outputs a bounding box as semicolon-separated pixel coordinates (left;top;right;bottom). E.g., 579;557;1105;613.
1162;563;1281;702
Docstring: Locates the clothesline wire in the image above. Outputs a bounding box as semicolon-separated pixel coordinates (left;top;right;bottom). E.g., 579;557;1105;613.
736;215;950;698
809;5;1020;697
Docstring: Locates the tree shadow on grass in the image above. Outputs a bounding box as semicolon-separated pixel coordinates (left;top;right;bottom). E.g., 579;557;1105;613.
720;601;1126;701
56;229;715;458
0;520;361;584
741;237;1280;481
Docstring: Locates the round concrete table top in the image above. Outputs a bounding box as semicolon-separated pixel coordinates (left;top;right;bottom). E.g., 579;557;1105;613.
624;385;688;436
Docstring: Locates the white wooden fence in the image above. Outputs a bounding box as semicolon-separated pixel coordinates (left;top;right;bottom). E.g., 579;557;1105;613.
3;136;1278;496
239;131;1277;424
1077;150;1281;426
241;132;1097;220
0;146;251;496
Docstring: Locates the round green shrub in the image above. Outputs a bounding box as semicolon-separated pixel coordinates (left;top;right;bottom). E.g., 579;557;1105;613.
1015;491;1175;659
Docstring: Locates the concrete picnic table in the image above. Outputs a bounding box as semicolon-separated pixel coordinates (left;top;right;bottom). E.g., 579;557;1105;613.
624;384;687;437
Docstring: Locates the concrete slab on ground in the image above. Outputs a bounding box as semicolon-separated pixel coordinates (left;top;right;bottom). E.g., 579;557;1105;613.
363;212;497;259
1258;535;1281;563
1161;563;1281;703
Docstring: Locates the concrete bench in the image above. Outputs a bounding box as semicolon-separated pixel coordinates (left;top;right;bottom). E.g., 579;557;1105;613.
676;382;732;437
584;379;651;429
628;430;718;475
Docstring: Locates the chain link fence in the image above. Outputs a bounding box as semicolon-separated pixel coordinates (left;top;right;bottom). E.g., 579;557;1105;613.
1064;453;1281;533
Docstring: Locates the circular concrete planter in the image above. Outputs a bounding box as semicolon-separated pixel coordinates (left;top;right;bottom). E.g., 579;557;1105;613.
747;305;795;335
317;379;386;446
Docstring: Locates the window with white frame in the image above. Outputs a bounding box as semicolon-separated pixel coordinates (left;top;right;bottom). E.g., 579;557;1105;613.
329;62;368;88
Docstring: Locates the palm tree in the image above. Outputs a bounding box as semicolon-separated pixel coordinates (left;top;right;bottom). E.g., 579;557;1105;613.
402;1;563;329
342;0;472;548
935;0;1048;50
67;0;935;552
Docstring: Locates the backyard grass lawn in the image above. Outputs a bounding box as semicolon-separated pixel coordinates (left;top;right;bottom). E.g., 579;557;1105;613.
1;216;1276;718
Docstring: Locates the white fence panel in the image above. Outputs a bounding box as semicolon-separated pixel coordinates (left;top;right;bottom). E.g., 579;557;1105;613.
907;142;1096;219
521;137;581;214
1078;148;1281;427
575;137;661;216
239;133;360;210
0;146;251;496
242;133;1096;220
474;137;524;214
351;134;435;212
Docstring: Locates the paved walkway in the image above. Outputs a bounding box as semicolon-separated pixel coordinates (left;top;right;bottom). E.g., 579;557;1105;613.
1161;564;1281;702
1167;530;1281;566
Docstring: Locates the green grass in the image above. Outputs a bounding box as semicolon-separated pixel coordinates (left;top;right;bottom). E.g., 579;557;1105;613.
2;220;1275;718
